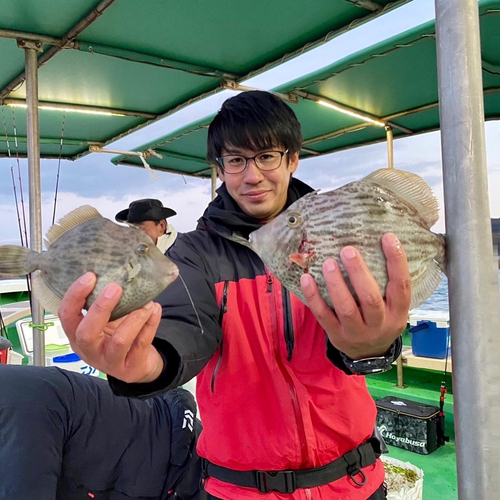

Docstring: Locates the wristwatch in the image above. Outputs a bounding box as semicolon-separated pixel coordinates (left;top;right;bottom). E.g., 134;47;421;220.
340;336;402;375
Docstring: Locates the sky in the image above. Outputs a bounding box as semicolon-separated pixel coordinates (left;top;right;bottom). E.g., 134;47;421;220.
1;0;498;247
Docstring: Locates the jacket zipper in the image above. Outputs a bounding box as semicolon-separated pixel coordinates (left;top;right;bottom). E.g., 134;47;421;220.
282;287;295;361
211;280;229;393
266;269;309;465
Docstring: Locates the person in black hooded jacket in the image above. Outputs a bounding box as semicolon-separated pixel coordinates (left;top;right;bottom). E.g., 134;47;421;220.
57;91;410;499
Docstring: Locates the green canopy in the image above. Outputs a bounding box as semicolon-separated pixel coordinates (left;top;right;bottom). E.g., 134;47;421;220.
0;0;407;160
114;0;500;178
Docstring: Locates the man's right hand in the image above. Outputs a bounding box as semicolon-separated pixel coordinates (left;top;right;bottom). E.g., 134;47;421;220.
58;272;164;384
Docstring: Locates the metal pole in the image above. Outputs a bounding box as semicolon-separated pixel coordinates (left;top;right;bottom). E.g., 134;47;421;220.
25;47;45;366
395;354;404;388
211;166;218;200
434;1;500;498
385;126;394;169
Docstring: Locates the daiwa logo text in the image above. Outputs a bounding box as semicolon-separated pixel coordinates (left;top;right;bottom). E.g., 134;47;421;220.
182;409;194;432
378;425;426;448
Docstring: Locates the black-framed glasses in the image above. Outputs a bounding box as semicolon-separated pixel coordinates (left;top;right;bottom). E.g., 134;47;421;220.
216;149;289;174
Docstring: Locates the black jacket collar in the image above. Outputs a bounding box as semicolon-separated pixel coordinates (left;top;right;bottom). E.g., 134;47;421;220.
198;177;314;239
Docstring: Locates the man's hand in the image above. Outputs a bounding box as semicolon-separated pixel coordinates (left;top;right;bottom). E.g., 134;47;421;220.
300;233;411;360
58;272;164;383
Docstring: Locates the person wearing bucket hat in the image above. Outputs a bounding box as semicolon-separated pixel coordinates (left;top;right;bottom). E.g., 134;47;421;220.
115;199;178;253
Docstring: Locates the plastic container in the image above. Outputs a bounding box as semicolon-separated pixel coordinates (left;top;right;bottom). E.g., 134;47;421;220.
409;311;450;359
49;352;100;377
382;456;424;500
7;350;24;365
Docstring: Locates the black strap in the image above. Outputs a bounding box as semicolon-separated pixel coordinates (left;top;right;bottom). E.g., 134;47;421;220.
201;439;379;494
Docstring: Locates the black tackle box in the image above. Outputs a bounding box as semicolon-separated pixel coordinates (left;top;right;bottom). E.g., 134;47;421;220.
375;396;446;455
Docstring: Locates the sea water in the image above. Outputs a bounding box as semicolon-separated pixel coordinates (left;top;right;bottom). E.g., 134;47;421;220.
414;270;500;313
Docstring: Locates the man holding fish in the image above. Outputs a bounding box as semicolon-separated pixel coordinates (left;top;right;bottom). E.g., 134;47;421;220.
58;91;425;499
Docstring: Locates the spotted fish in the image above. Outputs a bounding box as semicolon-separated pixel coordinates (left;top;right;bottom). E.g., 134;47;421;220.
248;168;447;310
0;206;179;320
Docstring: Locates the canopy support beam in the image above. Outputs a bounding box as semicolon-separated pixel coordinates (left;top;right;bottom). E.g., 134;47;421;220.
75;42;239;79
0;28;240;80
0;152;65;160
343;0;381;11
301;87;500;147
385;125;394;169
113;160;211;179
300;146;320;155
0;28;69;47
2;98;157;119
0;136;103;146
434;1;500;498
153;149;209;164
222;80;299;103
295;90;413;134
24;44;45;367
0;0;118;101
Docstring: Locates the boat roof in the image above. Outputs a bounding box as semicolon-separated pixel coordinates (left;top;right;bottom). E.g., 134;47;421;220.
0;0;408;160
112;0;500;177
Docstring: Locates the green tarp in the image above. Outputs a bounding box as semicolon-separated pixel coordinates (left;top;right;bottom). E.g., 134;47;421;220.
115;0;500;178
0;0;407;159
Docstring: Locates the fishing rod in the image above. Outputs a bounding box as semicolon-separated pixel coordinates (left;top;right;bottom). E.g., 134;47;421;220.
51;113;65;225
2;107;25;247
11;108;29;249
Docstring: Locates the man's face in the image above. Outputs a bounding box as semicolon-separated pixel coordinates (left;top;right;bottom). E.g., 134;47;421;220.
218;146;299;224
132;220;167;245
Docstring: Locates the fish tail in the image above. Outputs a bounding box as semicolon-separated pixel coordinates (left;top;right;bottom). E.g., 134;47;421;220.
436;233;447;276
0;245;39;276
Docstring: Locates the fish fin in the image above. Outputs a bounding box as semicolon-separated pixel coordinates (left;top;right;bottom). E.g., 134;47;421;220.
32;273;62;315
410;260;443;310
289;253;310;269
126;262;142;283
364;168;439;229
435;234;447;276
0;245;39;275
45;205;102;247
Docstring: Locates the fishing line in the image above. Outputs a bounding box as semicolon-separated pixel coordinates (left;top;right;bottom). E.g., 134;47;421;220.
51;113;66;225
178;273;204;335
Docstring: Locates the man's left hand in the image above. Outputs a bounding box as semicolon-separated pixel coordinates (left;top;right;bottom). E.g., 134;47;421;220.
300;233;411;360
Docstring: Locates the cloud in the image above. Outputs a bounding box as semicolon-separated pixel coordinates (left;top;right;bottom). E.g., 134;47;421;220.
47;182;212;233
0;180;213;247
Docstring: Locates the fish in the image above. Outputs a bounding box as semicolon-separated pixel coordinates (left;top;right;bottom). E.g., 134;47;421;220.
247;168;447;310
0;205;179;320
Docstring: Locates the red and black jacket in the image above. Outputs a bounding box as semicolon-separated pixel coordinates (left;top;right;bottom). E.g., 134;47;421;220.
110;178;386;499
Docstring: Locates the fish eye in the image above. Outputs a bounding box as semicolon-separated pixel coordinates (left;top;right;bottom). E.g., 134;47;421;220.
136;244;149;255
287;213;301;228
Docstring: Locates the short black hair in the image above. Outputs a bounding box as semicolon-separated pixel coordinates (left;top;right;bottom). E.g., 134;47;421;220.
207;91;302;163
